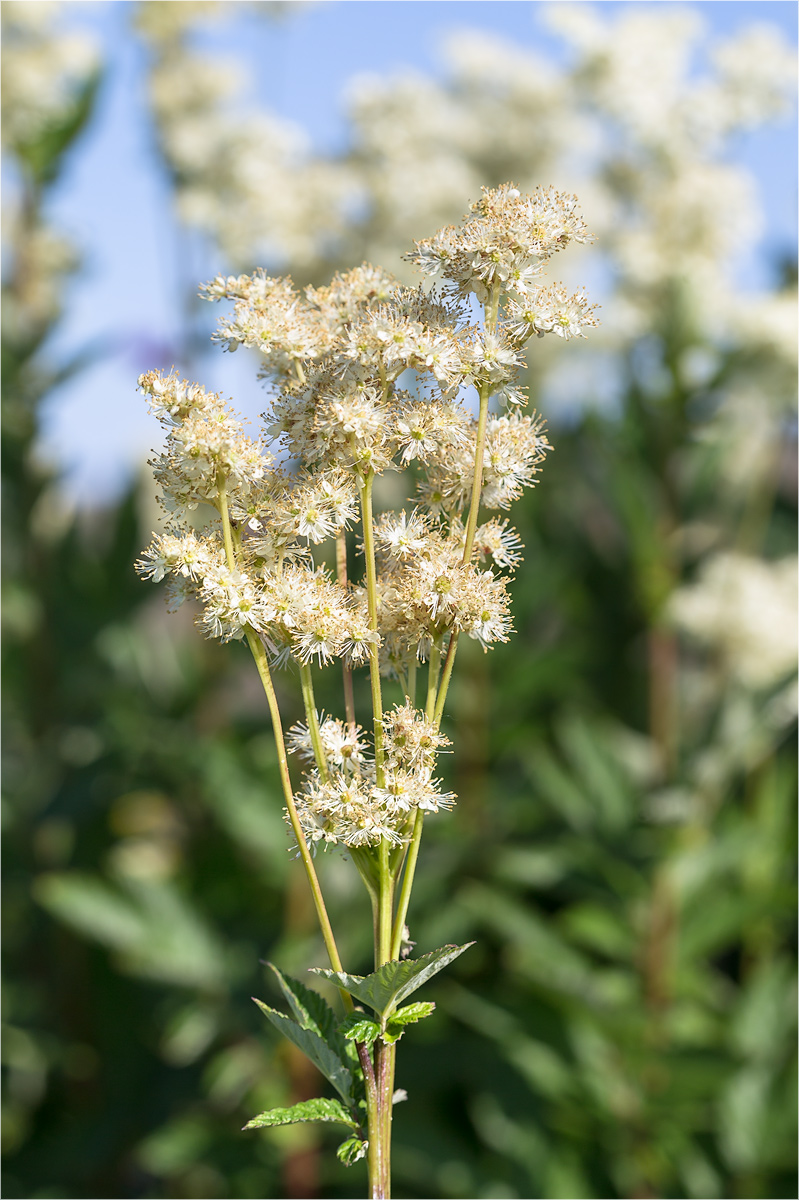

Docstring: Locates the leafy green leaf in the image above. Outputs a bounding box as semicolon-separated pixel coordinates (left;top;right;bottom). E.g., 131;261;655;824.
556;711;632;832
441;982;573;1100
384;1001;436;1043
337;1134;368;1165
268;964;346;1056
253;999;353;1103
246;1098;357;1132
244;1096;357;1131
558;902;634;961
338;1014;380;1047
459;883;596;1001
311;943;474;1020
34;872;227;989
524;744;595;832
16;71;103;186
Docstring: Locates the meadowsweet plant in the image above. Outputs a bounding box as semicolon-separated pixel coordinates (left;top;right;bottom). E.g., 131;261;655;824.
136;184;596;1198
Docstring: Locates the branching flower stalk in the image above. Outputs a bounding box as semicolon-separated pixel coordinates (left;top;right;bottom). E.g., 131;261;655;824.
136;184;596;1199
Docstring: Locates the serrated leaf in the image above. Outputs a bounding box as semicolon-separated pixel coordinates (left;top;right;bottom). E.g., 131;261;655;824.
253;999;353;1103
337;1134;368;1165
244;1096;357;1131
338;1014;380;1047
384;1001;436;1043
389;1001;435;1026
311;943;474;1019
268;964;347;1057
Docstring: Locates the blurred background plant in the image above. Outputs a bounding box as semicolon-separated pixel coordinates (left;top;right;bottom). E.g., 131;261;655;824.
2;2;796;1198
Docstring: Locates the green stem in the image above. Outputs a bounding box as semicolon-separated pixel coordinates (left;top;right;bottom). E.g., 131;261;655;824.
407;657;417;707
216;472;238;571
336;530;357;728
242;632;348;996
461;378;491;567
389;638;442;959
433;367;492;731
424;644;442;723
358;1042;382;1197
377;838;394;968
216;478;350;1004
358;468;385;786
384;640;442;960
460;279;500;572
433;633;458;731
374;1039;396;1198
486;276;501;331
366;845;396;1196
299;662;329;783
357;460;396;1194
390;808;424;959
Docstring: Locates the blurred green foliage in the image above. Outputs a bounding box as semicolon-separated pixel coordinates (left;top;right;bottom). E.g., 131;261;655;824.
2;26;797;1200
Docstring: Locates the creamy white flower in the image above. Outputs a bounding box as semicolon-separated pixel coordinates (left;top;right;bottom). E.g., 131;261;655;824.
669;553;798;689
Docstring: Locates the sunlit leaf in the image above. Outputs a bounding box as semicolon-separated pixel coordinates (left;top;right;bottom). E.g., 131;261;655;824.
338;1014;380;1047
311;943;474;1020
337;1133;368;1165
383;1001;435;1043
244;1096;357;1131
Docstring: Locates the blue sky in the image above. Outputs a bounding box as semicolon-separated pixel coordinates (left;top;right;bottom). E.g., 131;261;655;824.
28;1;799;504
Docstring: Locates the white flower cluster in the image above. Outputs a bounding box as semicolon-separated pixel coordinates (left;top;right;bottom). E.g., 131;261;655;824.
135;0;353;269
288;706;453;848
1;2;99;343
373;512;514;673
1;1;99;151
668;552;798;692
138;184;593;848
136;369;371;656
1;207;78;341
408;184;595;311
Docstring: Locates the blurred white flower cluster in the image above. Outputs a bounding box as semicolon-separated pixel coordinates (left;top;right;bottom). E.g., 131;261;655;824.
135;0;354;269
137;4;794;319
1;0;99;150
669;551;797;692
1;1;99;339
